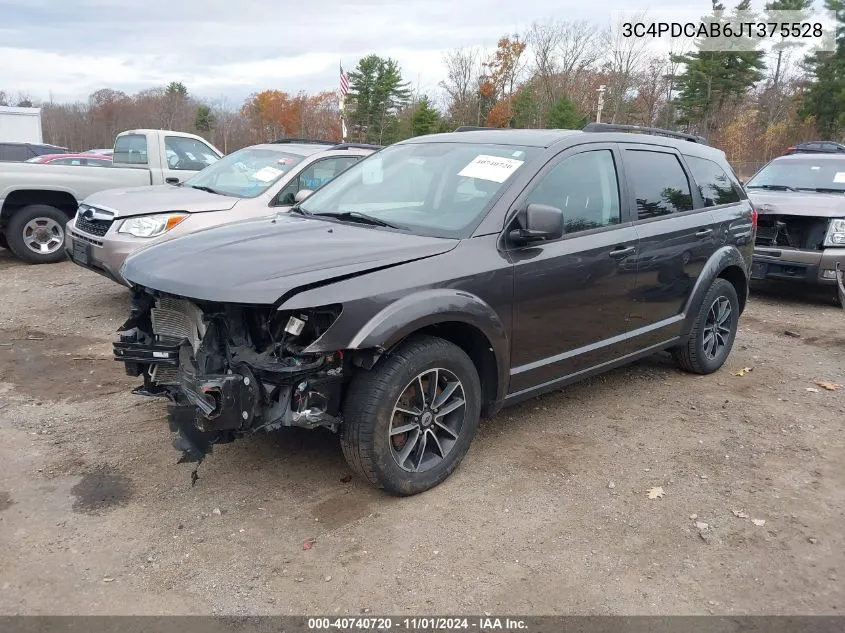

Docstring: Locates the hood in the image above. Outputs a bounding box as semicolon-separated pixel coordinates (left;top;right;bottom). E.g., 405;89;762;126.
83;184;239;218
747;189;845;218
122;212;459;304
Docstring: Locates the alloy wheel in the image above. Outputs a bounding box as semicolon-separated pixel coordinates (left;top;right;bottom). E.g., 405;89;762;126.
389;368;466;473
702;296;732;360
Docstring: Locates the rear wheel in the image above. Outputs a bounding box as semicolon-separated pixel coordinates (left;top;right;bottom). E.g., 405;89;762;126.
673;278;739;374
6;204;69;264
341;335;481;496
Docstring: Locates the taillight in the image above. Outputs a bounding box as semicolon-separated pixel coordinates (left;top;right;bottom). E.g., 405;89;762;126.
786;146;796;152
751;208;758;229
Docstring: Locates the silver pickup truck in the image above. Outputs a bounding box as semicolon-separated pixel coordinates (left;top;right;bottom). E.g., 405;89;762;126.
0;129;222;264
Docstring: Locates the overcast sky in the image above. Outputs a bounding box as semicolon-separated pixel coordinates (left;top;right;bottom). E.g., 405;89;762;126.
1;0;780;106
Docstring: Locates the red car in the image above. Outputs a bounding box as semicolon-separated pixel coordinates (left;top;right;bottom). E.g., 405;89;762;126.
25;153;113;167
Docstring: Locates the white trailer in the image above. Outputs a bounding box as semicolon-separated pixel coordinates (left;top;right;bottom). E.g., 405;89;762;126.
0;106;44;143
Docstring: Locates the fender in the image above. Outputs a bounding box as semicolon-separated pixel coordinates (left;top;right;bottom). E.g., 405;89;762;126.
680;245;749;338
303;288;511;404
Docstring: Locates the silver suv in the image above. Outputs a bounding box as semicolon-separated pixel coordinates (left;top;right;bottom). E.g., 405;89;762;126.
65;139;378;285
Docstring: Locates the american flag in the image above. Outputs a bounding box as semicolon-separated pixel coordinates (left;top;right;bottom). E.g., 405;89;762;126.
340;64;350;97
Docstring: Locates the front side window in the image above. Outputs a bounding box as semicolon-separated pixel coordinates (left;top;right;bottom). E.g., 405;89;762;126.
624;150;694;219
684;155;741;207
113;134;148;165
746;157;845;192
165;136;220;171
183;147;305;198
298;142;540;238
525;149;621;233
276;156;361;205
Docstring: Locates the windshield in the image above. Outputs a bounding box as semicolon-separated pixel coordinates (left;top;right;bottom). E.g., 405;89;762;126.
298;142;540;238
747;158;845;192
183;147;305;198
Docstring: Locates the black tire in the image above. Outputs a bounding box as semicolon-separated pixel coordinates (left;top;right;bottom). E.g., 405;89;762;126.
341;335;482;496
0;233;8;250
6;204;69;264
673;278;739;374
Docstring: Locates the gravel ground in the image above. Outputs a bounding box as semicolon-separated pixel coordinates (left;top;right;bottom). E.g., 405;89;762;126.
0;248;843;616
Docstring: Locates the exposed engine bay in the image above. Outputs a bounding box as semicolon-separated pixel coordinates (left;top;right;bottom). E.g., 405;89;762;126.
113;289;347;462
755;214;829;251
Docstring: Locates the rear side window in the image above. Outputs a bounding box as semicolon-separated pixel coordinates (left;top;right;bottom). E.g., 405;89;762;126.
623;150;693;220
113;134;148;165
0;144;34;162
684;155;741;207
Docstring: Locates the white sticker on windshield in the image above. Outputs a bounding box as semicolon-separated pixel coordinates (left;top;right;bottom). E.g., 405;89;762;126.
834;172;845;183
362;157;383;184
252;166;283;182
458;155;524;183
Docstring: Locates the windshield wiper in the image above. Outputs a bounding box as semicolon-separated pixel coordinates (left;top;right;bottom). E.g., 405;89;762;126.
190;185;223;195
799;187;845;194
746;184;797;192
288;204;312;216
314;211;407;230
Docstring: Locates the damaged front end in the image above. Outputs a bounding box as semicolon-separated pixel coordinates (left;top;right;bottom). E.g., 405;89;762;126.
113;289;347;462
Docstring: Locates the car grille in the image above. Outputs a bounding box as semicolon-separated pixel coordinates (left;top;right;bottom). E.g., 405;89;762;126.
75;213;113;237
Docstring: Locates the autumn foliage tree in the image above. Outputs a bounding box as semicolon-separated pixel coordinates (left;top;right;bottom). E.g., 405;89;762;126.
240;90;340;142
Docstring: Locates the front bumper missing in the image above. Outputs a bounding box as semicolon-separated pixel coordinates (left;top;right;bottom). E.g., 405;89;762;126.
113;336;261;462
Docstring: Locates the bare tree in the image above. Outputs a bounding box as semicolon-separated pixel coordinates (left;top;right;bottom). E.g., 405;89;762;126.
606;11;649;123
440;47;480;126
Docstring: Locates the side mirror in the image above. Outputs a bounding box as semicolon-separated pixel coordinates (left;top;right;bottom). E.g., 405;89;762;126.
509;203;564;244
294;189;314;203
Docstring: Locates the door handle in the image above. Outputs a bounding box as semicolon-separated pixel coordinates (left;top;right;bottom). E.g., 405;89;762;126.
165;177;180;184
609;245;636;258
695;228;713;238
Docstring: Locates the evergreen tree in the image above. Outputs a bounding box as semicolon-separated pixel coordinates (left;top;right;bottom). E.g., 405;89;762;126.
802;0;845;137
347;55;411;143
672;0;765;133
411;96;441;136
194;105;215;133
546;96;587;129
511;84;541;128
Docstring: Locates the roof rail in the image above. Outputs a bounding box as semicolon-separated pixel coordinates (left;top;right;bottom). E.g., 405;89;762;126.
271;137;336;145
582;122;708;145
454;126;500;132
329;142;383;151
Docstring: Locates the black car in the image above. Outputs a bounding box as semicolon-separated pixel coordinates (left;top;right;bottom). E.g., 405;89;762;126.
113;123;755;495
0;142;69;162
785;141;845;155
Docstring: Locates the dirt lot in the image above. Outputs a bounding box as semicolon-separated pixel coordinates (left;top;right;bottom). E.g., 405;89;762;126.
0;248;843;616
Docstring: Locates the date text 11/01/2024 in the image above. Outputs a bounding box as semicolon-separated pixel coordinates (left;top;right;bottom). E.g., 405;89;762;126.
307;617;529;631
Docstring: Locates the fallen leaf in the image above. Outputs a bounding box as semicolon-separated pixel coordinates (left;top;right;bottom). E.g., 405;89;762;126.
814;380;840;391
303;538;316;550
752;518;766;526
103;577;114;583
647;486;665;499
783;330;801;338
806;387;821;393
734;367;753;377
732;509;749;519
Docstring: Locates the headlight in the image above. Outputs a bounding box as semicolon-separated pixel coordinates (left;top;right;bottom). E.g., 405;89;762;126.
824;218;845;247
117;213;187;238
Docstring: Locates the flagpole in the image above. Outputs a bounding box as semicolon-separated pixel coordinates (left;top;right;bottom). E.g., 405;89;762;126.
339;60;347;142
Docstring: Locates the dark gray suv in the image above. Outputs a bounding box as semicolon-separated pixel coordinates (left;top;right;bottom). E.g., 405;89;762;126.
113;124;755;495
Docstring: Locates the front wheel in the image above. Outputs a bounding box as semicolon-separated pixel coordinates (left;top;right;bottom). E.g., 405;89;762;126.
673;277;740;374
341;335;482;496
6;204;69;264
